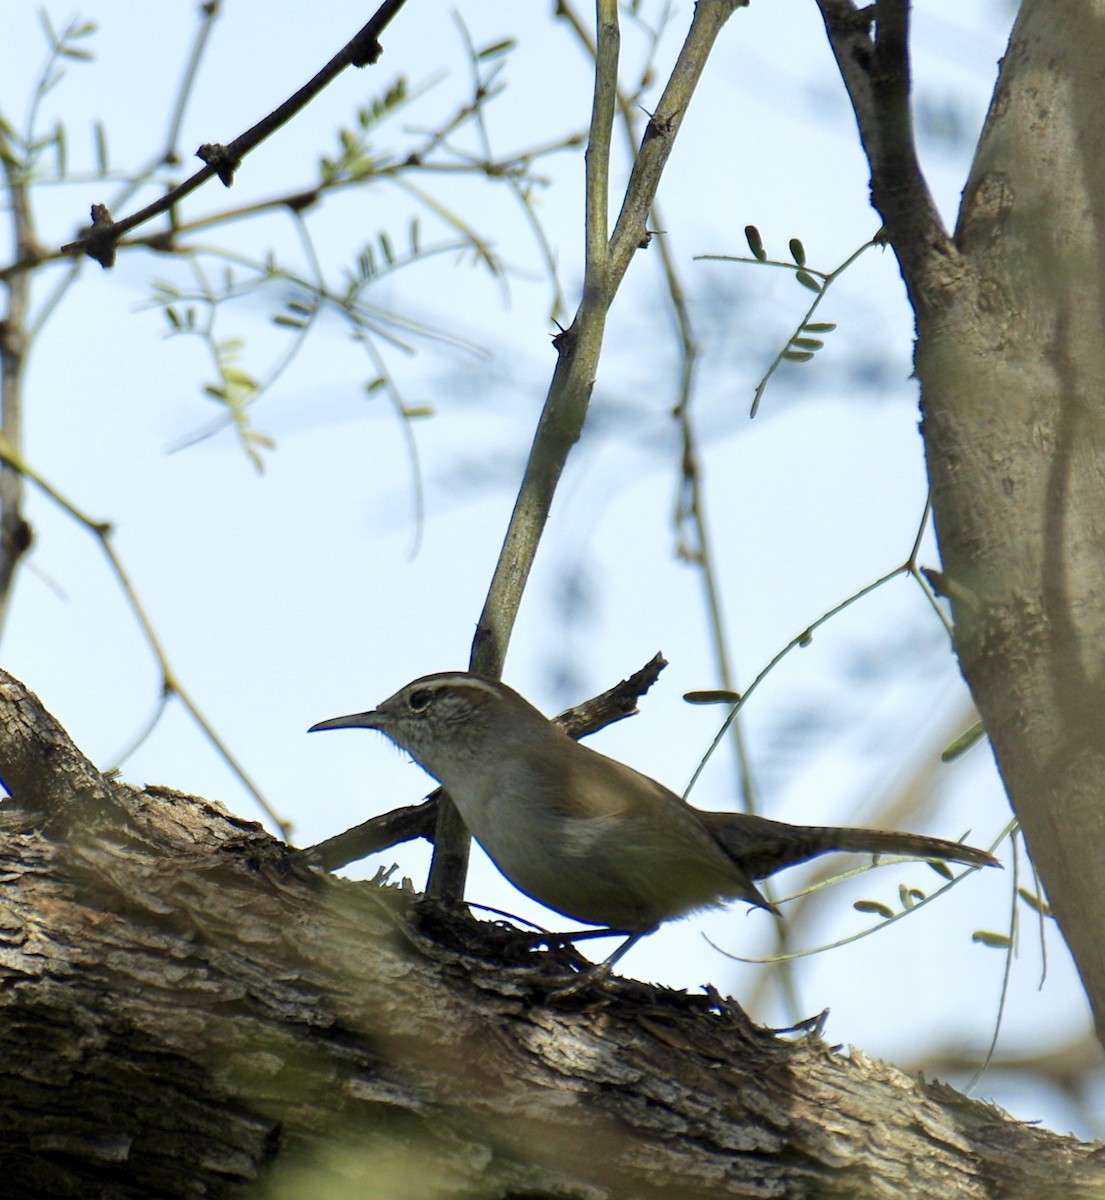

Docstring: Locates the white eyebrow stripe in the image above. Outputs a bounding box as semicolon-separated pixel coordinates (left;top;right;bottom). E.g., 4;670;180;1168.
416;674;502;698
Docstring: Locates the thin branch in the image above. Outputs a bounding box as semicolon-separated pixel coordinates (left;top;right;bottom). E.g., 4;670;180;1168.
60;0;411;265
0;435;289;839
607;0;739;294
0;126;39;630
559;0;772;930
453;13;570;322
425;0;624;901
814;0;951;296
683;563;911;800
426;0;624;899
583;0;619;302
305;654;668;872
469;0;743;681
696;235;880;417
427;0;742;899
304;799;438;872
159;0;224;163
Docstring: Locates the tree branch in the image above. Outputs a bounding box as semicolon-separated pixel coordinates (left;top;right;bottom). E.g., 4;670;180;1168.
0;125;38;626
305;653;667;872
432;0;745;900
60;0;411;266
1;667;1101;1198
814;0;953;304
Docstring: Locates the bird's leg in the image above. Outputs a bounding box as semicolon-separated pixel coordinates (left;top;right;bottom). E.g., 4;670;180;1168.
544;927;655;1001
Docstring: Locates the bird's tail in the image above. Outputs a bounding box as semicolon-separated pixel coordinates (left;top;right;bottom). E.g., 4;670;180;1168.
698;810;999;881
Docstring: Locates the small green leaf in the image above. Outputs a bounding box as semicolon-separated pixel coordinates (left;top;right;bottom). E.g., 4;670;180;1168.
744;224;766;262
272;313;307;329
222;367;256;387
790;337;824;351
898;884;915;910
788;237;806;266
364;377;387;394
1017;887;1052;917
972;930;1012;948
683;689;742;705
854;900;894;918
94;120;108;173
797;630;813;647
941;720;986;762
401;404;435;419
802;321;836;332
926;860;953;880
794;270;822;293
781;350;815;363
477;38;516;60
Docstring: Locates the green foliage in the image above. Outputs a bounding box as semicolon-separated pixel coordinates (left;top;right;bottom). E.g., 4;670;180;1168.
318;78;409;184
698;231;878;416
1017;887;1051;917
683;689;742;705
744;223;766;261
942;719;986;762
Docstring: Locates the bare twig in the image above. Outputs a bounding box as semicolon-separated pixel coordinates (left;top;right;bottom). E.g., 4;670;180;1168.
0;126;41;628
423;0;742;900
306;654;667;871
469;0;743;680
304;798;438;872
814;0;951;296
552;651;667;739
0;436;289;839
61;0;411;266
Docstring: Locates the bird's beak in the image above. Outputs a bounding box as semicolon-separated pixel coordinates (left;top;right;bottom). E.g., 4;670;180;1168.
308;709;384;734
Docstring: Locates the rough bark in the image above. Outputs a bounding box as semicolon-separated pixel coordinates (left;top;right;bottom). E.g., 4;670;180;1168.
820;0;1105;1045
0;670;1102;1199
917;1;1105;1042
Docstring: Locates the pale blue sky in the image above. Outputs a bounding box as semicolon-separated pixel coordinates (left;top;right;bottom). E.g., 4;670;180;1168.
6;0;1095;1135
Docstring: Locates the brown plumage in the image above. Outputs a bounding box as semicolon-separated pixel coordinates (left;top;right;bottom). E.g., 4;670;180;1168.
311;673;999;956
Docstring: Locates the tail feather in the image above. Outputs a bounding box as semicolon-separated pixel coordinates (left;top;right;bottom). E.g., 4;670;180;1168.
697;810;998;881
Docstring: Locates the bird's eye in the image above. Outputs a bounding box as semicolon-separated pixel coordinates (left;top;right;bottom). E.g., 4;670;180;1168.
408;688;433;711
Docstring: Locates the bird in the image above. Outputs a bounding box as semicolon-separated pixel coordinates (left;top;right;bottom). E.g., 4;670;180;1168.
310;671;998;965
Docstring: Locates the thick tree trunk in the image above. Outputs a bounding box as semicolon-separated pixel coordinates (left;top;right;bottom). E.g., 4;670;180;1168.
819;0;1105;1044
0;670;1101;1198
915;1;1105;1040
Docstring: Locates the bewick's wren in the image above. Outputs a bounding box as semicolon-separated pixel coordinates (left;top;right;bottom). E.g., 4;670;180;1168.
310;672;998;961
